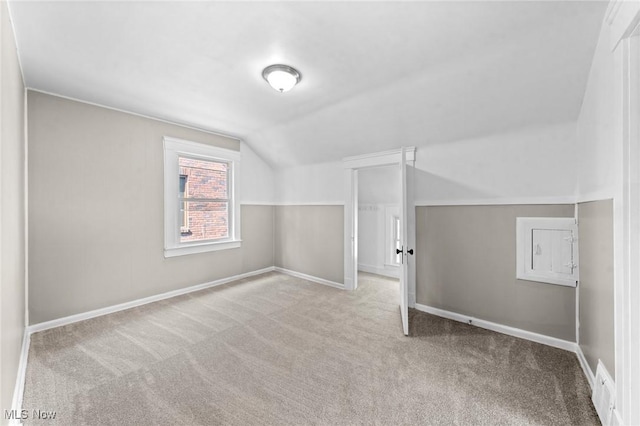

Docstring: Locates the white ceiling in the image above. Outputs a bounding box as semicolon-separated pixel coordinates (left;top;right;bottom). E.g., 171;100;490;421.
9;1;607;168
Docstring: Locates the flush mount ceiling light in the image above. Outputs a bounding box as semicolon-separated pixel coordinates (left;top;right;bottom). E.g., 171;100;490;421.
262;64;301;93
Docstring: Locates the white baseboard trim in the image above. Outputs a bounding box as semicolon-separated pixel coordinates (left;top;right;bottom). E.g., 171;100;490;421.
576;344;595;389
9;329;30;425
274;267;345;290
409;293;416;309
414;303;576;352
358;264;400;279
28;267;276;334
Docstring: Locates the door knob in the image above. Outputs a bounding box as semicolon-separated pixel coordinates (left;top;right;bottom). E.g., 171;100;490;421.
396;248;402;255
407;249;414;255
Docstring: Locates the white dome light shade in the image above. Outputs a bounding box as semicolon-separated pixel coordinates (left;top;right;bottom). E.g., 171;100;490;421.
267;70;297;92
262;64;301;93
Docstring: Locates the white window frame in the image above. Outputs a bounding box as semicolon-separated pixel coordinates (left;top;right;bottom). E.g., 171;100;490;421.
163;137;241;257
516;217;578;287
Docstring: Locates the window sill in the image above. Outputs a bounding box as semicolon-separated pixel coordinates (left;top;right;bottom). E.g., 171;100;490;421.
164;240;242;258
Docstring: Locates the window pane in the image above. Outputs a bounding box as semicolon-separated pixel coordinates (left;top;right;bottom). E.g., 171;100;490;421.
179;174;187;194
179;157;228;199
180;201;229;242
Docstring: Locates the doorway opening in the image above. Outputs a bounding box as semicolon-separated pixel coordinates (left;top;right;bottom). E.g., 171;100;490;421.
357;165;401;284
343;148;416;335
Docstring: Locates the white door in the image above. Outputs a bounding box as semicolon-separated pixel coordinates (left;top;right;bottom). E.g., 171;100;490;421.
399;147;415;336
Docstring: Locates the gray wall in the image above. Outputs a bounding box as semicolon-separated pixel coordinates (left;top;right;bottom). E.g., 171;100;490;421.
578;200;614;378
1;1;26;414
416;204;576;341
275;205;344;284
28;92;274;324
241;205;275;273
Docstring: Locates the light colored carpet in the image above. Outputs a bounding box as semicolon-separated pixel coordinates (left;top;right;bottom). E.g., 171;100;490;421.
22;272;598;425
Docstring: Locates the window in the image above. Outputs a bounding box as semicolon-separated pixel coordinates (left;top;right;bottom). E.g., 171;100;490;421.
179;174;190;235
164;137;241;257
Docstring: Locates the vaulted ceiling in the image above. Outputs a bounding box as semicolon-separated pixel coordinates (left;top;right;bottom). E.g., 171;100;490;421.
9;1;608;168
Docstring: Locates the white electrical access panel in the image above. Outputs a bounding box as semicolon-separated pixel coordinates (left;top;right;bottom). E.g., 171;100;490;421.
516;217;579;287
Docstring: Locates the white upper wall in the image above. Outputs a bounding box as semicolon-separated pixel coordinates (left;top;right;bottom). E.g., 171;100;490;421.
415;122;578;205
275;161;344;205
576;11;618;201
358;165;400;205
275;122;579;205
240;141;275;204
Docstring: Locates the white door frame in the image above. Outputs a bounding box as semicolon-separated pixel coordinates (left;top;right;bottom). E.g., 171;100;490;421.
608;2;640;424
342;147;416;296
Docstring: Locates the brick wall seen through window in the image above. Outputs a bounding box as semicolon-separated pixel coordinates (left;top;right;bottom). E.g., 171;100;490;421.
178;157;229;242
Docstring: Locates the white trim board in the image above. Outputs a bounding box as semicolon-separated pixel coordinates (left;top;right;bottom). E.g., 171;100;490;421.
27;266;346;334
576;189;615;204
23;86;29;327
342;147;416;170
358;264;400;279
616;23;640;425
262;197;617;208
414;196;577;207
28;267;275;333
274;267;345;290
271;202;345;206
240;202;277;206
607;0;640;50
10;329;30;426
253;196;617;208
606;0;625;26
576;345;595;389
414;304;576;352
